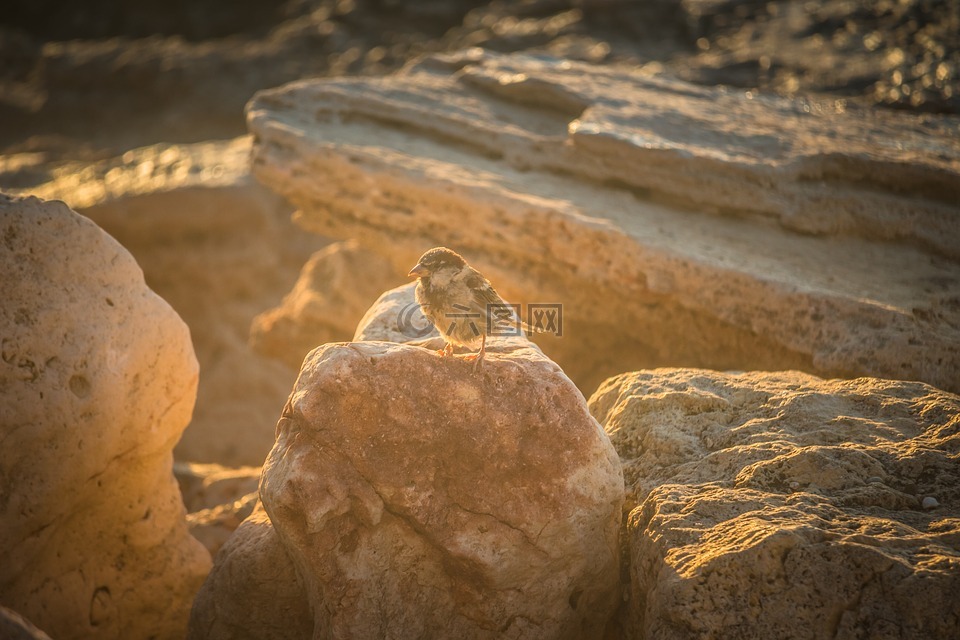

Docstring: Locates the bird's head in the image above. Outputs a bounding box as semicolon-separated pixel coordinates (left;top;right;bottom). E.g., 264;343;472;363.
408;247;467;280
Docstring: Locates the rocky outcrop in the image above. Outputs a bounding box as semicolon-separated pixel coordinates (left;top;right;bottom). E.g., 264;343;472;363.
250;240;401;370
247;49;960;395
1;136;323;465
589;368;960;639
190;283;625;639
0;195;211;640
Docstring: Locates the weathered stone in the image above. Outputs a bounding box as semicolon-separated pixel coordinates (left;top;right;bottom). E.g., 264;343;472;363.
187;502;312;640
194;283;624;639
353;281;440;345
250;239;401;370
261;336;623;639
0;195;211;640
1;137;323;465
588;368;960;639
247;49;960;395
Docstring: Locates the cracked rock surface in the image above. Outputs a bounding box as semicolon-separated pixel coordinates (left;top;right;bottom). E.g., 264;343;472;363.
0;194;210;640
190;283;624;639
589;368;960;639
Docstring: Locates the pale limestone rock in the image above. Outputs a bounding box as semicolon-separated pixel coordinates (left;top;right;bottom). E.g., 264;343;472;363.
191;284;624;639
1;136;322;465
250;239;401;370
247;50;960;395
589;369;960;639
0;195;211;640
353;281;441;344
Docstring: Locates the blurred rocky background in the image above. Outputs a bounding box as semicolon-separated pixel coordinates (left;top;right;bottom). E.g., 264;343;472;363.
1;0;957;158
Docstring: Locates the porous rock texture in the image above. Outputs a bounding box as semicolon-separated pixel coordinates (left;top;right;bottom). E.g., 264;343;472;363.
189;283;624;639
247;49;960;395
1;136;322;465
589;368;960;639
0;195;211;640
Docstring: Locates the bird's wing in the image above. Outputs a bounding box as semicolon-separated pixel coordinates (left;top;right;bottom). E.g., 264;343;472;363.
465;270;511;314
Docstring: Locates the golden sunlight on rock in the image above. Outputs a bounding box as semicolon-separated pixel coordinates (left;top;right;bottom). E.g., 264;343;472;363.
2;1;958;638
590;369;960;638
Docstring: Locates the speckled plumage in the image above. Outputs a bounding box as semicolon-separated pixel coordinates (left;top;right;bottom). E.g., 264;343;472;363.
408;247;519;366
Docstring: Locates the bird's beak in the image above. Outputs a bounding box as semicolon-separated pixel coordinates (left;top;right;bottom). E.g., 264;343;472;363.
408;263;429;278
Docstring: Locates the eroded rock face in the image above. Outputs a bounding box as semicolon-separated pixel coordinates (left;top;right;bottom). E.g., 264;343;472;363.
0;195;210;640
589;369;960;639
247;49;960;395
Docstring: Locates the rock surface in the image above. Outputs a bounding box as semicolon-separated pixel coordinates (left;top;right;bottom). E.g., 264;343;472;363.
0;195;211;640
0;606;53;640
250;239;401;370
247;50;960;396
175;462;261;556
191;283;625;639
175;462;261;513
187;502;312;640
2;136;323;465
589;368;960;639
186;492;260;559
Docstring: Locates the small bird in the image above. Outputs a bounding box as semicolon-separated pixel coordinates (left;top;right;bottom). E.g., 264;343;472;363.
408;247;523;369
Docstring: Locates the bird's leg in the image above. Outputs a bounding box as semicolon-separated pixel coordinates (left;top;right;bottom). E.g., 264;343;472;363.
463;333;487;371
436;342;454;357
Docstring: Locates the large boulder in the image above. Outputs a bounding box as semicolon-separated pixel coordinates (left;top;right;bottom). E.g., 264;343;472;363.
1;136;323;465
247;49;960;395
589;368;960;639
190;283;625;639
0;195;211;639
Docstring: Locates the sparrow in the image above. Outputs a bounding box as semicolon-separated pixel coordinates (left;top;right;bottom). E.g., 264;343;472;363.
407;247;523;369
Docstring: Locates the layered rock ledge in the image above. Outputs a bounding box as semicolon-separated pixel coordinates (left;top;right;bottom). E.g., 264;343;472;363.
590;368;960;639
247;49;960;394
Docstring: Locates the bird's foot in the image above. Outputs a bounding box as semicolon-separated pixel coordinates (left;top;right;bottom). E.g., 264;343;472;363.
436;343;454;357
462;351;485;372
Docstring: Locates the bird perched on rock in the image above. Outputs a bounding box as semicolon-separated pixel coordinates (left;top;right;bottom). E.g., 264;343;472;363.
408;247;525;369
